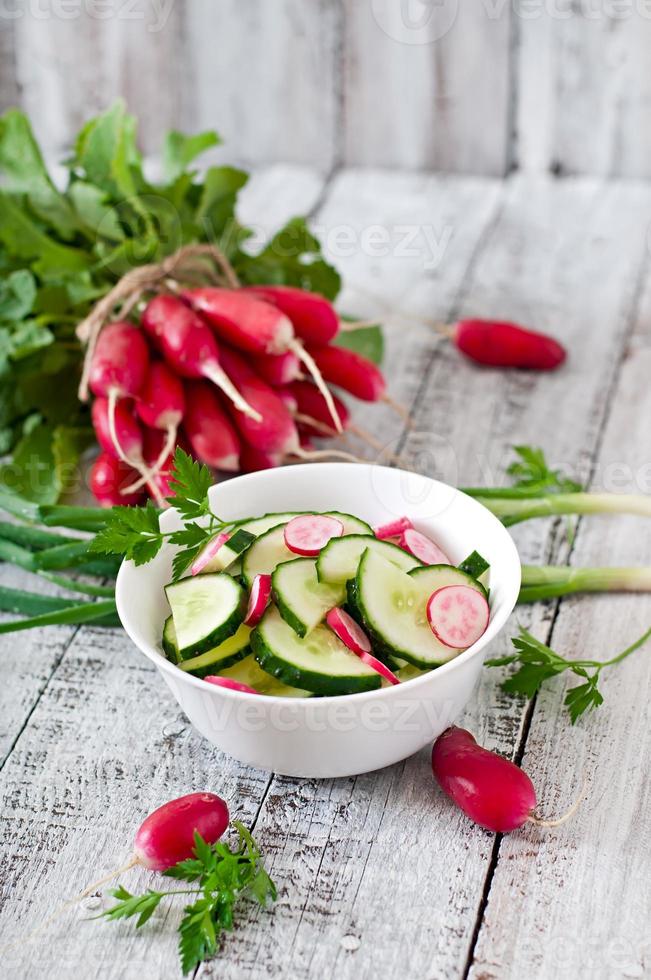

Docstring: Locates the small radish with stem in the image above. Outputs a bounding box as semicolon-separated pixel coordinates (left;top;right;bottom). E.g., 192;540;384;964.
89;453;145;507
326;608;400;685
134;361;185;484
251;350;302;386
240;445;282;473
142;428;174;500
431;727;581;832
284;514;344;556
91;397;144;465
244;574;272;626
140;294;261;421
184;288;343;432
401;528;451;565
306;344;408;421
204;676;260;695
375;516;413;540
243;284;340;345
426;586;489;648
183;380;241;472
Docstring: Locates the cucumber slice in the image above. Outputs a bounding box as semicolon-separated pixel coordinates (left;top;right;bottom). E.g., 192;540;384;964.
251;605;382;696
355;551;485;668
218;653;312;697
317;534;422;585
458;550;490;581
242;514;372;587
162;615;180;664
179;624;252;678
272;558;346;637
396;662;430;682
165;573;246;659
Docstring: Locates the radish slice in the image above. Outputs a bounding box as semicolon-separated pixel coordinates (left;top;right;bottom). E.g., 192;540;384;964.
326;608;400;685
426;585;489;649
284;514;344;556
374;516;413;540
401;528;450;565
190;531;230;576
244;573;272;626
204;676;260;695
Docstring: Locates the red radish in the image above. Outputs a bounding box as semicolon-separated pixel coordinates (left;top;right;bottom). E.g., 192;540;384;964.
184;287;343;432
251;350;301;386
426;585;489;648
374;516;413;540
306;345;386;402
184;287;293;355
142;427;174;500
135;361;185;478
88;321;149;402
190;531;230;577
276;388;298;415
401;528;450;565
243;285;340;345
244;574;272;626
91;397;143;464
217;346;301;456
284;514;344;556
326;609;400;685
89;453;145;507
140;294;261;421
454;319;566;370
431;727;537;832
133;792;229;870
289;379;350;435
240;445;282;473
204;676;260;695
183;380;241;471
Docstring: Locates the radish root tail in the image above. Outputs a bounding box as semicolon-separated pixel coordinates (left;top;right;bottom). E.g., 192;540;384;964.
289;340;344;434
381;393;412;426
120;423;177;495
107;390;166;506
204;365;263;422
528;778;586;829
293;447;365;464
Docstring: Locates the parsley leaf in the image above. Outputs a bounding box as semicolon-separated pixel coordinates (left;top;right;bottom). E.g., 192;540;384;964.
167;448;214;521
101;825;276;975
487;624;651;723
507;445;582;495
89;500;163;565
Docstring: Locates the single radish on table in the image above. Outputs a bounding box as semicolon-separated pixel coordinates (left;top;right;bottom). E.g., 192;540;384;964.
326;608;400;685
426;585;489;648
244;574;272;626
140;294;260;421
284;514;344;556
89;453;145;507
375;516;413;540
183;380;241;472
184;287;343;432
453;319;566;370
243;284;340;346
133;792;230;870
401;528;450;565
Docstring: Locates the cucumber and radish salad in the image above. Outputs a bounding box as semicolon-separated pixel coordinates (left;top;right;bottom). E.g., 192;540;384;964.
161;510;491;696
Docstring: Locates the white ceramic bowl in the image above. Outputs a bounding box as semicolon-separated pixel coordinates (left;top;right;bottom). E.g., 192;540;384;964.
116;463;520;778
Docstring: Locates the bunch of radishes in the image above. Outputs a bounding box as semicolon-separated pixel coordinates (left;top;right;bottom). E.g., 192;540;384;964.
83;285;391;507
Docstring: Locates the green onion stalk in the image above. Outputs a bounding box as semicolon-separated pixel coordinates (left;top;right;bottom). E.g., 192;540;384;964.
463;491;651;527
519;565;651;603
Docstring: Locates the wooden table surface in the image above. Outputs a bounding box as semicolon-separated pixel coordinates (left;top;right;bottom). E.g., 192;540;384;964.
1;168;650;980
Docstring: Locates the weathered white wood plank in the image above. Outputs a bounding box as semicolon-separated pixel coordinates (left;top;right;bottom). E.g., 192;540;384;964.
517;11;651;177
13;1;184;160
468;226;651;980
0;13;18;112
181;0;340;172
197;176;651;979
343;1;512;173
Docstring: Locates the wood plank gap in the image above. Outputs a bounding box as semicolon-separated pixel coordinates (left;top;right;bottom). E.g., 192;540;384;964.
505;2;521;174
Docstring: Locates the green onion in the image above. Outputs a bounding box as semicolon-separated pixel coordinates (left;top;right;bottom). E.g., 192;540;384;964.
33;540;120;577
468;492;651;527
0;599;118;634
0;539;36;571
519;565;651;603
0;586;86;617
36;571;116;599
0;521;76;551
38;504;110;533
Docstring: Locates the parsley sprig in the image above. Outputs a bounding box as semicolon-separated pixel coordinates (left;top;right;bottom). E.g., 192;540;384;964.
506;445;582;496
100;823;276;975
487;624;651;723
89;448;235;580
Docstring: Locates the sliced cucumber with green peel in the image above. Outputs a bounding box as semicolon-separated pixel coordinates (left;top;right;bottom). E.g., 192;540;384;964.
238;511;371;541
251;605;382;695
178;624;252;677
354;551;484;667
458;550;490;581
162;615;180;664
218;653;312;697
396;662;429;682
272;558;346;637
317;534;422;584
165;573;246;659
242;513;372;587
